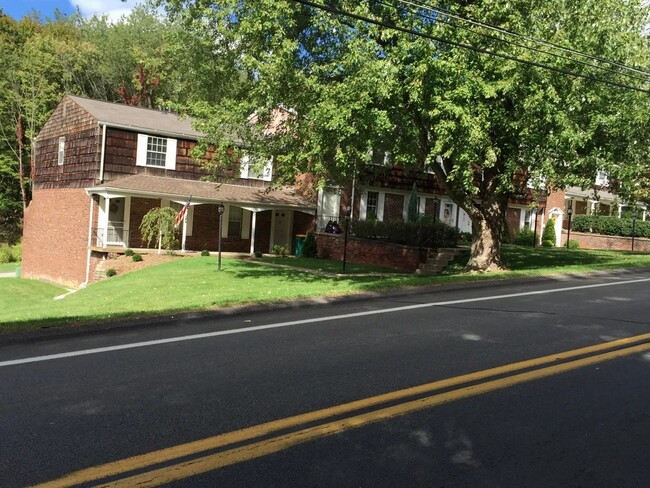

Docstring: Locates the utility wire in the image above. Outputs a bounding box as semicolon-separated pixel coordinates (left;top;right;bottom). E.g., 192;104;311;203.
291;0;650;94
388;0;650;84
400;0;650;79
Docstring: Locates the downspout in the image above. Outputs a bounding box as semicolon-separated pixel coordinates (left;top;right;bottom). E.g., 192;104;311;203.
99;123;107;183
83;195;95;287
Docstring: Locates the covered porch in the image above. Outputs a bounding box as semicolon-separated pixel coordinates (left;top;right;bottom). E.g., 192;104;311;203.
86;174;317;256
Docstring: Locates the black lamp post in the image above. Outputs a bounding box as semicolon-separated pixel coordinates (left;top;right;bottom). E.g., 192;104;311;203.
566;208;573;248
217;203;225;271
342;206;351;273
632;211;638;252
532;208;539;248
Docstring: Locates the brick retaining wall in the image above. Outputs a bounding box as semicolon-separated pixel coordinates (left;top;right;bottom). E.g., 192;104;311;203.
315;232;419;272
563;231;650;252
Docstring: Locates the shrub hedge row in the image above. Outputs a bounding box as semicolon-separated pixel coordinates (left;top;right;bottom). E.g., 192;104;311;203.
571;215;650;238
351;219;459;248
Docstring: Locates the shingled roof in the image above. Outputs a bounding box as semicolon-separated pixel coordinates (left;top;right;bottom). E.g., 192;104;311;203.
88;174;316;210
68;95;204;139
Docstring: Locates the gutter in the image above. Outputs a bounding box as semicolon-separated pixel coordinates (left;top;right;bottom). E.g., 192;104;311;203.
97;120;203;141
99;123;107;182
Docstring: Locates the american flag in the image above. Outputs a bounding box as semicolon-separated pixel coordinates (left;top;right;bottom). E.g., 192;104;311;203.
174;196;191;228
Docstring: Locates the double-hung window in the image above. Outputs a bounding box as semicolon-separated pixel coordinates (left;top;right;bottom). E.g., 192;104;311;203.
228;206;243;237
136;134;177;170
366;191;379;219
58;137;65;166
146;137;167;167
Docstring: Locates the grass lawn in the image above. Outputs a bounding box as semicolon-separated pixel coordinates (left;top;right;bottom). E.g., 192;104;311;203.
2;247;650;332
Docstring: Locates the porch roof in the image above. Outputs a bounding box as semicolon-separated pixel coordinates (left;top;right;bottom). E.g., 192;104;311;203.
87;174;316;212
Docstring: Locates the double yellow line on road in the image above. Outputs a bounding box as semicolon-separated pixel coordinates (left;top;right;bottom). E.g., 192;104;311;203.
36;333;650;488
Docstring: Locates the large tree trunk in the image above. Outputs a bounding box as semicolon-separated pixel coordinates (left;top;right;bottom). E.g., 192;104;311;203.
464;201;508;272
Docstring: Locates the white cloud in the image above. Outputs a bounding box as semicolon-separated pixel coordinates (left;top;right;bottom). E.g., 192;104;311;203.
71;0;146;22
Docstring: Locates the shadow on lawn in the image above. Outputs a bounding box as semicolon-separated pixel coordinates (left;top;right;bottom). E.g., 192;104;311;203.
204;261;398;286
503;246;617;270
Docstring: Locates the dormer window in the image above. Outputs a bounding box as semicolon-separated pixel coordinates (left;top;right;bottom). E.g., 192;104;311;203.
239;154;272;181
136;134;177;170
596;170;609;186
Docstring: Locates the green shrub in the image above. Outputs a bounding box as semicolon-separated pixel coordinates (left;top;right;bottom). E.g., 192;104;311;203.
301;232;318;258
254;250;263;258
272;245;288;257
352;219;459;249
132;253;143;262
0;247;14;264
514;228;534;246
572;215;650;238
568;240;580;249
125;248;134;256
541;218;556;246
106;269;117;277
201;249;210;257
542;239;554;247
10;243;21;262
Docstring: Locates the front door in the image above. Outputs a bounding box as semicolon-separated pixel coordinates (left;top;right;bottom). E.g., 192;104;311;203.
272;210;292;252
107;198;125;245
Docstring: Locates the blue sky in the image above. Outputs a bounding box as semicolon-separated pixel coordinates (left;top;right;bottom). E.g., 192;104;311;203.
0;0;145;22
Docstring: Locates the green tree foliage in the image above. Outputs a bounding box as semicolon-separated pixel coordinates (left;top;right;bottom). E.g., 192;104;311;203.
158;0;650;272
139;207;178;253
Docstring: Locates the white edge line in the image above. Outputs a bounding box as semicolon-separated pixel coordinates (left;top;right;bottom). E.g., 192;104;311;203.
2;277;650;368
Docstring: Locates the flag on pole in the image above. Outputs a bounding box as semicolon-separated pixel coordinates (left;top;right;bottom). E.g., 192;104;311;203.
174;196;191;228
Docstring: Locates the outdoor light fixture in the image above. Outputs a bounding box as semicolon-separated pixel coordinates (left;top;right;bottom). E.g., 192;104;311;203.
217;203;225;271
342;206;351;273
566;208;573;248
632;211;638;252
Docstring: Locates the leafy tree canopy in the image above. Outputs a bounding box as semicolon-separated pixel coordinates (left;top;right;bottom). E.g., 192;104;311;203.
159;0;650;271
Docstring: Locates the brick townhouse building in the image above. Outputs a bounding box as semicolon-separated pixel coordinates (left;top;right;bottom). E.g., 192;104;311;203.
26;95;623;287
22;96;316;288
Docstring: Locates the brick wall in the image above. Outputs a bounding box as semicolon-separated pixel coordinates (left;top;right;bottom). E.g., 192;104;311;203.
562;231;650;252
129;197;161;247
506;208;521;241
316;232;419;272
22;188;93;287
384;193;405;221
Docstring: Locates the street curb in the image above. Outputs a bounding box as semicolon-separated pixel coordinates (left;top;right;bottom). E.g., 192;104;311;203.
2;266;650;346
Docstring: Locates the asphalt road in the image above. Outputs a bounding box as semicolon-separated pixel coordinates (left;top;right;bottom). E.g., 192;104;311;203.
1;270;649;487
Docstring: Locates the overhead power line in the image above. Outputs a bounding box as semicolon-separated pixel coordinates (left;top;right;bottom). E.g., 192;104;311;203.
389;0;650;84
291;0;650;94
399;0;650;80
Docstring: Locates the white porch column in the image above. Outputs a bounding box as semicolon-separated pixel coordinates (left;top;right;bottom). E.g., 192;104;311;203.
618;204;624;218
249;211;257;255
181;212;188;252
102;197;110;248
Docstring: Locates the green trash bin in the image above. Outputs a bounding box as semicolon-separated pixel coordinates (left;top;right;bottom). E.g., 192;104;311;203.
294;234;306;256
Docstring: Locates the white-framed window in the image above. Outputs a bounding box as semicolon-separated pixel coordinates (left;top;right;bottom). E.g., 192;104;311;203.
136;134;177;170
58;136;65;166
366;191;379;219
228;206;243;237
147;136;167;167
523;209;532;229
596;170;609;186
369;149;392;167
239;154;272;181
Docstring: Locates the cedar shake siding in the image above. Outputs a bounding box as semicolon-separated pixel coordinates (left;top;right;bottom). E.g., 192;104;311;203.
22;189;92;287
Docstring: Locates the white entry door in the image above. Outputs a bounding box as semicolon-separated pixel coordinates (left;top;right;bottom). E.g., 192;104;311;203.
272;210;292;251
